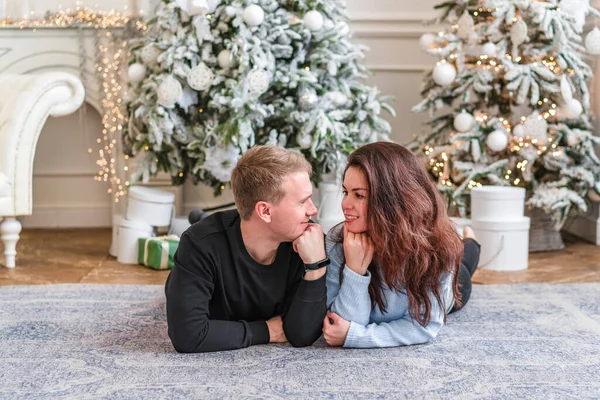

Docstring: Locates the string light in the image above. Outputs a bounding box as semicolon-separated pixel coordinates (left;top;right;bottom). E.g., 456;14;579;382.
10;6;144;202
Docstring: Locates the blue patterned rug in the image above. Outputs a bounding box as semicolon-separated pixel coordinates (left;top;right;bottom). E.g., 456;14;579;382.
1;284;599;399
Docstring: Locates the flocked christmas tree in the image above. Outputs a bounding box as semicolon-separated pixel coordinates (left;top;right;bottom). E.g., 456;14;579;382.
123;0;394;194
412;0;600;228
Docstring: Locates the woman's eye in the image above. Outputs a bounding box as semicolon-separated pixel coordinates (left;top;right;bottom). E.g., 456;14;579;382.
342;190;348;196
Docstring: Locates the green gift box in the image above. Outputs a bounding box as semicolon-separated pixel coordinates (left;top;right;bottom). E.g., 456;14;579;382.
138;235;179;270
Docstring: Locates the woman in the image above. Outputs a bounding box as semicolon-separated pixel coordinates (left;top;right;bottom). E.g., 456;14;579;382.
322;142;480;348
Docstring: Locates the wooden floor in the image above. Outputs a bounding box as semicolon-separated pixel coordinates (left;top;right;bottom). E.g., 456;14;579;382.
0;228;599;285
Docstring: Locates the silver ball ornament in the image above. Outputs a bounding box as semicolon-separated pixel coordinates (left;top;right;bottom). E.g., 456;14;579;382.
299;89;318;110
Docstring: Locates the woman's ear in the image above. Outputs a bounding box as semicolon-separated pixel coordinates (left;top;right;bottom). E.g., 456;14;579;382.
255;201;272;223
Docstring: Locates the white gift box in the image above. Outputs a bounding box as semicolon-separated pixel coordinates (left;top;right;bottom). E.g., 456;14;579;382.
126;186;176;227
117;217;154;264
471;186;525;221
472;217;530;271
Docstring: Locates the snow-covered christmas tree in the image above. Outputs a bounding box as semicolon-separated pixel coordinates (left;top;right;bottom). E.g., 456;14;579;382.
124;0;394;194
412;0;600;228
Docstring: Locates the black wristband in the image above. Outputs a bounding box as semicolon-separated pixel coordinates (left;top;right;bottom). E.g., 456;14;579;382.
304;257;330;271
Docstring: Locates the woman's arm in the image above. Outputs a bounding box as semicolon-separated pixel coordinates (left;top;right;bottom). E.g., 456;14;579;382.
325;239;372;325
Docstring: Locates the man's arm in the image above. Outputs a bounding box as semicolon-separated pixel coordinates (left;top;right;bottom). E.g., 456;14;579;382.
165;233;270;353
281;224;328;347
281;270;327;347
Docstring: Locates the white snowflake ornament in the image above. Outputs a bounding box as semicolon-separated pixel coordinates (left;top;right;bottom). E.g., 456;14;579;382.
140;45;162;65
247;69;270;95
187;62;214;91
523;112;548;143
157;75;183;108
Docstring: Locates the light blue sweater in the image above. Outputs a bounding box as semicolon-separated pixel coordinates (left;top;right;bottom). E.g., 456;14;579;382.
325;225;455;348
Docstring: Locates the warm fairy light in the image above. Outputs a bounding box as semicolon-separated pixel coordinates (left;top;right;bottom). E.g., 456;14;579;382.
11;7;146;201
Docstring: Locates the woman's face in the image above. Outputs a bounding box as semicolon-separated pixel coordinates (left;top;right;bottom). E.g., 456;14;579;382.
341;166;369;234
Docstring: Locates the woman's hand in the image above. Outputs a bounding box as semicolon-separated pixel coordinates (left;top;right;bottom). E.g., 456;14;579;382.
323;311;351;347
343;224;374;275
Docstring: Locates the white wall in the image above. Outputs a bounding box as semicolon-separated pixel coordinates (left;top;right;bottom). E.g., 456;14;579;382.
18;0;441;227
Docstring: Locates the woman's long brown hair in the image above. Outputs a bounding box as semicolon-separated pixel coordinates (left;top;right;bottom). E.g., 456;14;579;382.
338;142;463;326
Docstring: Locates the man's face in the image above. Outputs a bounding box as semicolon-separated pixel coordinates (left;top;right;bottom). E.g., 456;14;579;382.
269;171;317;241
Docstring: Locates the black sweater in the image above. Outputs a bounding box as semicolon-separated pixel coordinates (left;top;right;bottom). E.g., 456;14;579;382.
165;209;327;353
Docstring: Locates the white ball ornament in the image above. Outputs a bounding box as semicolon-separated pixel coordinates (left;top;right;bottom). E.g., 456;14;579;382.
243;4;264;26
140;45;162;65
486;130;508;152
157;75;183;108
512;124;525;138
420;33;436;50
432;62;457;86
585;27;600;55
187;62;214;91
127;63;146;83
217;50;233;69
297;134;312;149
304;10;324;31
225;6;237;17
561;98;583;119
247;69;270;95
482;42;497;57
453;111;475;132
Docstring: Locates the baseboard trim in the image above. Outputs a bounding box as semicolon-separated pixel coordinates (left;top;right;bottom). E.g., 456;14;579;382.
20;205;112;228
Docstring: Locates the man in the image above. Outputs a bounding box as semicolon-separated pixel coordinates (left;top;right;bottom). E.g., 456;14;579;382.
165;146;329;353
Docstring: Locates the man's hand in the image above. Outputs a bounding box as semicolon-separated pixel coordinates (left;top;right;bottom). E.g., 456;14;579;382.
292;223;326;264
266;316;288;343
323;311;350;347
343;224;374;275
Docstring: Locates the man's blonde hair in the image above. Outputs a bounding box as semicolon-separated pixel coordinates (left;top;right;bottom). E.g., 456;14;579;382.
231;146;312;220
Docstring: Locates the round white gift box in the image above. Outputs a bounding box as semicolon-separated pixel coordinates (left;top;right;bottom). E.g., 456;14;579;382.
472;217;530;271
126;186;175;227
117;217;154;264
109;213;123;257
471;186;525;221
